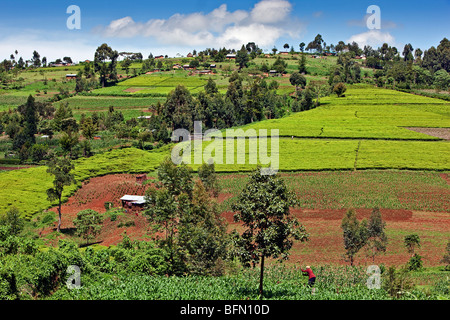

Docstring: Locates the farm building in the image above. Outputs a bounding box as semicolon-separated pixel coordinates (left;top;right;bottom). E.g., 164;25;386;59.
155;55;164;60
136;174;148;184
66;74;77;80
226;54;236;59
280;51;289;55
187;53;194;58
120;195;146;211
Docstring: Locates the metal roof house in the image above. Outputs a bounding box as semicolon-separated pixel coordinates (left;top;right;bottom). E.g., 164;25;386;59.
120;195;146;211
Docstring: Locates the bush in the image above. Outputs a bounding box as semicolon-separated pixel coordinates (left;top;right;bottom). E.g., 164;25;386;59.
407;253;423;271
333;82;347;97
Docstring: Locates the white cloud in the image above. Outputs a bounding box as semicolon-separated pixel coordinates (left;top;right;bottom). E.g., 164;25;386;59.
347;30;396;48
96;0;302;50
250;0;292;24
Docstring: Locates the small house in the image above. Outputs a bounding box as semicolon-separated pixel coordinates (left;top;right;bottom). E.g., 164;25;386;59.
280;51;289;55
120;195;146;211
136;174;148;184
226;54;236;60
187;53;194;58
66;74;77;80
155;55;164;60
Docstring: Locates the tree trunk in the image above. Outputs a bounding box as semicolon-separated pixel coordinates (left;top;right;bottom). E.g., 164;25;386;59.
259;254;265;299
57;196;62;232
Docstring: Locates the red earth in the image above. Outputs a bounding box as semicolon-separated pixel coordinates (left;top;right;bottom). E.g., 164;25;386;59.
43;174;450;267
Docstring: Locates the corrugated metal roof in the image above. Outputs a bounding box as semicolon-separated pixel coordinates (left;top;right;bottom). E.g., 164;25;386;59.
120;195;146;204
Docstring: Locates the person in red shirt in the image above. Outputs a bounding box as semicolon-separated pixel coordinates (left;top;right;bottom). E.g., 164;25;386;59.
301;266;316;287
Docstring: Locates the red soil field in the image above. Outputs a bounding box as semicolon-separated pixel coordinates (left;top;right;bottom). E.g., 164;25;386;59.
45;174;450;266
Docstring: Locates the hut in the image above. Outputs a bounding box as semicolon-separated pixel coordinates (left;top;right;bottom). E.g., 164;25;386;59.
120;195;146;212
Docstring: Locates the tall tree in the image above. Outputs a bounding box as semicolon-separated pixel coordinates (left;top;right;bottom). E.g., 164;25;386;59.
94;43;119;87
231;169;309;298
341;209;368;266
365;208;388;263
46;156;76;232
236;45;249;70
32;50;41;68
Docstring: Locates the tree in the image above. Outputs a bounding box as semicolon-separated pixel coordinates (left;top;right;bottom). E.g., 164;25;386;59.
46;156;76;232
236;45;249;70
81;117;97;140
365;208;388;263
0;207;24;235
231;169;309;298
73;209;103;245
299;42;305;53
404;234;421;256
198;161;220;197
22;95;38;145
32;50;41;68
433;69;450;90
441;240;450;271
94;43;119;87
144;158;195;275
283;43;290;50
341;209;368;266
204;78;218;95
178;181;228;275
333;82;347;97
290;72;307;95
403;44;414;62
298;53;307;74
121;58;132;76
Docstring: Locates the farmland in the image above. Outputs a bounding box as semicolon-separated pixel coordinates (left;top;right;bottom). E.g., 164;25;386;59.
1;43;450;303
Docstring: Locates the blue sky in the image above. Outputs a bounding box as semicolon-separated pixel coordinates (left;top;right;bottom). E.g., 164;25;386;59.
0;0;449;62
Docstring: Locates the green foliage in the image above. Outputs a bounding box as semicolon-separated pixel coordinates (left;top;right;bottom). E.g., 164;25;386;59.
341;209;368;266
404;234;421;255
382;266;415;299
73;209;103;244
231;169;309;297
407;254;423;271
333;82;347;97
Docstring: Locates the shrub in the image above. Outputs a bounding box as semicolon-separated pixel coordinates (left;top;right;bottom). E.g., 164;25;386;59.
333;82;347;97
407;253;423;271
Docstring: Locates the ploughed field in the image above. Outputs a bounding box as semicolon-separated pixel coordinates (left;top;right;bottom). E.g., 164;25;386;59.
40;171;449;267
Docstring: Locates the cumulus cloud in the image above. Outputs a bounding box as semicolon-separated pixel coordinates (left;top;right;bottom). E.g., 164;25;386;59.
96;0;302;49
347;30;396;48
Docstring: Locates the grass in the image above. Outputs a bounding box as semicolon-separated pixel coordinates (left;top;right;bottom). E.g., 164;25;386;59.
238;87;450;140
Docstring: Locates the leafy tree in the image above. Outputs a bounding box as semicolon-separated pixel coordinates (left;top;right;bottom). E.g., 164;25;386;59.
198;161;220;197
433;69;450;90
441;240;450;270
0;207;24;235
94;43;119;87
81;117;97;140
298;53;307;74
403;44;414;62
236;45;249;70
404;234;421;256
341;209;368;266
178;181;228;275
299;42;306;53
46;156;76;232
290;72;307;95
382;266;414;299
73;209;103;245
59;131;79;158
231;169;309;298
365;208;388;263
333;82;347;97
32;50;41;68
163;85;194;131
144;158;194;274
204;78;218;95
21;95;38;145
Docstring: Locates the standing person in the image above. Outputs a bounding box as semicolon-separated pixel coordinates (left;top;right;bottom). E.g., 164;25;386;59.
301;266;316;288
